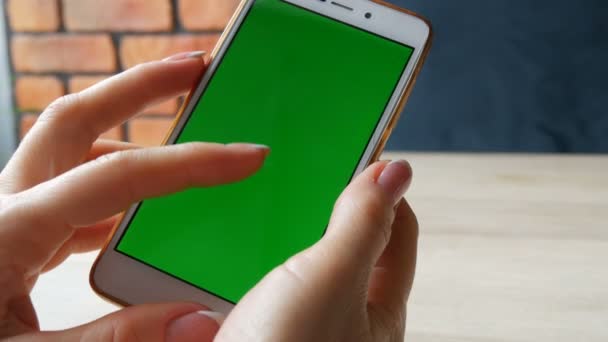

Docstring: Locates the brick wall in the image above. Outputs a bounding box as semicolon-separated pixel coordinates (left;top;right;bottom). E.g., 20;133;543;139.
3;0;239;146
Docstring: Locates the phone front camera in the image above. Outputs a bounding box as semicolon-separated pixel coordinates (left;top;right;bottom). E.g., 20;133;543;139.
365;12;372;19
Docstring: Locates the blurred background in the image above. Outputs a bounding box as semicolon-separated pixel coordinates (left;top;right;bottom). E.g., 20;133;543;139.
1;0;607;167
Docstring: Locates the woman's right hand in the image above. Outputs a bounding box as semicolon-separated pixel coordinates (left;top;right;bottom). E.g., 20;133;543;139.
213;159;418;342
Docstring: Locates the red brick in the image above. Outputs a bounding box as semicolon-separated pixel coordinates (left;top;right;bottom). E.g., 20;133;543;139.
63;0;172;32
16;76;64;111
20;113;123;141
12;34;116;72
7;0;60;32
179;0;240;31
69;75;178;115
128;118;174;146
120;35;219;68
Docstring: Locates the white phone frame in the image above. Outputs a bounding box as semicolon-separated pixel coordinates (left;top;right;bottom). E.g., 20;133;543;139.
91;0;431;314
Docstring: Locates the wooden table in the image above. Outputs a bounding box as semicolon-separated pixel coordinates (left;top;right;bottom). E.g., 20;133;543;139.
32;153;608;341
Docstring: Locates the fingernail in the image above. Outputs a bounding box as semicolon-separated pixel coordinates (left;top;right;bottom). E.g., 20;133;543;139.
166;310;225;342
377;160;412;203
162;51;206;62
227;143;271;156
197;310;226;325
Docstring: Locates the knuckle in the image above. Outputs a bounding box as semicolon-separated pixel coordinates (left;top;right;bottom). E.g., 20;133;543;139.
353;190;393;228
363;205;392;246
82;315;143;342
93;151;124;169
178;142;219;156
173;142;201;155
112;318;145;342
343;188;394;245
42;93;82;121
332;192;347;212
92;151;134;180
94;150;137;170
37;93;102;143
280;251;313;284
89;149;147;204
35;94;89;139
129;61;159;77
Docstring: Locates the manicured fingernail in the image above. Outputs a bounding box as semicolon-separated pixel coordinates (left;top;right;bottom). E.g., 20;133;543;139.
197;310;226;325
163;51;206;62
227;143;271;156
377;160;412;203
166;310;225;342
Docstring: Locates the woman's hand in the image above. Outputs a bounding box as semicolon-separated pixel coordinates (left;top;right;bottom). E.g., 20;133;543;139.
0;50;419;341
0;52;270;341
216;160;418;342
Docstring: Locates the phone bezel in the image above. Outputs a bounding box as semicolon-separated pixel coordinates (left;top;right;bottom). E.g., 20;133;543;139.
90;0;431;314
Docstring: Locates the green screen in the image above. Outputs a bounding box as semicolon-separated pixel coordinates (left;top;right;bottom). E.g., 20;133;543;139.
117;0;414;303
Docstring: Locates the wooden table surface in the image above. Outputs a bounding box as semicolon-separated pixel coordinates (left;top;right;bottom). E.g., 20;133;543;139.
32;153;608;341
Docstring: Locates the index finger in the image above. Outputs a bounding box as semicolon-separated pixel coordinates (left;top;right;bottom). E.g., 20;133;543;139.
30;143;270;226
0;143;269;274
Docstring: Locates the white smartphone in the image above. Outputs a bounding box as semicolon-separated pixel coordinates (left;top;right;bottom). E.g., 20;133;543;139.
91;0;432;314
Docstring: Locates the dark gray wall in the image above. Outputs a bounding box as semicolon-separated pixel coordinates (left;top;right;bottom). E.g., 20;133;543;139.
386;0;608;152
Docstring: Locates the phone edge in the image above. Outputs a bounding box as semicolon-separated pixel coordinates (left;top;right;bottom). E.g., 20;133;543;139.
368;0;434;162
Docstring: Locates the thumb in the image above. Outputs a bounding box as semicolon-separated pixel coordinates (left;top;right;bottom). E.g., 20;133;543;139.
11;303;225;342
276;160;412;290
217;161;413;341
317;160;412;278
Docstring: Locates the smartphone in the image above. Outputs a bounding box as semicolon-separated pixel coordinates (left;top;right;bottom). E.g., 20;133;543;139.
91;0;432;313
